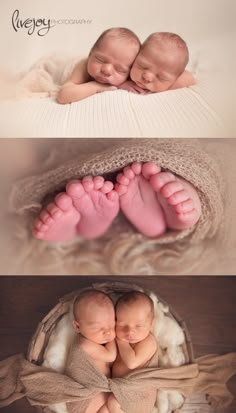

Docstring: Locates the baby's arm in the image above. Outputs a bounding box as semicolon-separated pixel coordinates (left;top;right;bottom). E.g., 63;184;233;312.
116;334;157;370
169;70;196;90
81;339;117;362
57;59;116;104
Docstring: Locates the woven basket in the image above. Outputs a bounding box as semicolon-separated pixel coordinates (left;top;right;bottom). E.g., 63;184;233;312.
27;282;195;413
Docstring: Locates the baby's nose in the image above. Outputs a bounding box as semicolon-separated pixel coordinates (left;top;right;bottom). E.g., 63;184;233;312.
142;71;153;83
101;64;113;76
124;326;134;334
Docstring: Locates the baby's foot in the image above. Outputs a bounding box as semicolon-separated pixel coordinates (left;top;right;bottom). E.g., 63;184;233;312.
33;193;81;242
66;176;119;239
115;162;167;237
150;171;201;230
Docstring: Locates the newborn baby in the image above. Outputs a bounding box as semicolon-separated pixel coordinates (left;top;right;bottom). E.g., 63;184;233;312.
57;27;141;103
66;290;117;413
33;161;201;241
121;32;195;93
99;291;158;413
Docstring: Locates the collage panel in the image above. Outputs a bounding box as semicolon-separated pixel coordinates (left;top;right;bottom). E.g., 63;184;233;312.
0;137;236;276
0;1;236;412
0;276;236;413
0;0;235;138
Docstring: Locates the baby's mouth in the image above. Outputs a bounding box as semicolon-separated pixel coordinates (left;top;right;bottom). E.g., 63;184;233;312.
96;75;111;84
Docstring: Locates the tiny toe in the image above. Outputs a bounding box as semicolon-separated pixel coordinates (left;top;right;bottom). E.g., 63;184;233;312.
168;190;190;206
150;172;176;191
115;183;128;195
116;173;129;185
175;199;194;214
161;181;183;198
142;162;161;179
123;166;135;180
33;230;44;239
46;203;62;218
35;222;48;232
131;162;142;175
93;176;104;189
66;181;85;199
107;190;119;201
34;218;43;230
82;176;94;192
55;193;73;210
101;181;114;193
39;210;50;224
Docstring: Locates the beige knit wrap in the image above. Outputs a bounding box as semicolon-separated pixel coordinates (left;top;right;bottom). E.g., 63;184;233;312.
0;352;235;411
65;336;159;413
8;138;226;274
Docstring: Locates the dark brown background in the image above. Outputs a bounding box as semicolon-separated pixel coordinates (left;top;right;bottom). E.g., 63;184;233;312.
0;276;236;412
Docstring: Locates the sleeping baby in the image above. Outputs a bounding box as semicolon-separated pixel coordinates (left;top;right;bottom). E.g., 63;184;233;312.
65;290;117;413
121;32;195;94
57;27;141;104
99;291;158;413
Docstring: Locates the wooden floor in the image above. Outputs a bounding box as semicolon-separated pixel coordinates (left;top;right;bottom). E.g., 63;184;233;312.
0;276;236;413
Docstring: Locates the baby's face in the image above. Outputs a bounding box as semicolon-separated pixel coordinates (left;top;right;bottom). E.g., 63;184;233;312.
87;36;139;86
130;45;180;92
75;301;116;344
116;301;153;344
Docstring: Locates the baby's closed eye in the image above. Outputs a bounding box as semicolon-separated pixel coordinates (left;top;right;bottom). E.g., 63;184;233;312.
115;67;128;74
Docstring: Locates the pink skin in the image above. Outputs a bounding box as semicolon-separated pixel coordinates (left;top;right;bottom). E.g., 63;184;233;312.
33;176;119;242
115;162;201;236
87;37;140;87
130;47;180;93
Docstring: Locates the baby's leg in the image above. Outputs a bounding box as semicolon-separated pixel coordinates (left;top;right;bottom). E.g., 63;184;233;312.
85;393;108;413
106;394;126;413
115;162;166;237
150;171;201;230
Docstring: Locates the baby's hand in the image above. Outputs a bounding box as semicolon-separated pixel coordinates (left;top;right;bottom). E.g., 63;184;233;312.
92;81;117;94
119;80;150;95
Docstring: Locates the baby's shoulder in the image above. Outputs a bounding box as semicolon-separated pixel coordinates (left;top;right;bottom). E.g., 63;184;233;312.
145;333;158;351
79;337;102;355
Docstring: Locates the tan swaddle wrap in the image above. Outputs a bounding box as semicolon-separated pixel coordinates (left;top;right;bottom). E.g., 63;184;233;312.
0;352;236;411
65;335;159;413
10;138;225;245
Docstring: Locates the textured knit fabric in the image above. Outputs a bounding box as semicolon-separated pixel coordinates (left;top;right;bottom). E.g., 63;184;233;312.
0;352;236;411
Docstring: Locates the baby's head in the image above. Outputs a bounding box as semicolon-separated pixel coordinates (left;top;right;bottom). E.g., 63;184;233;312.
73;290;115;344
115;291;154;344
87;27;141;86
130;32;189;92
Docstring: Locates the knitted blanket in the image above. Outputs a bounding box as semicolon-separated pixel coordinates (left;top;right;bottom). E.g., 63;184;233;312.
65;336;159;413
0;352;235;411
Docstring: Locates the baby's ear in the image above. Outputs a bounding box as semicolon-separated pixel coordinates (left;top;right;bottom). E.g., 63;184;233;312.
73;320;80;332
